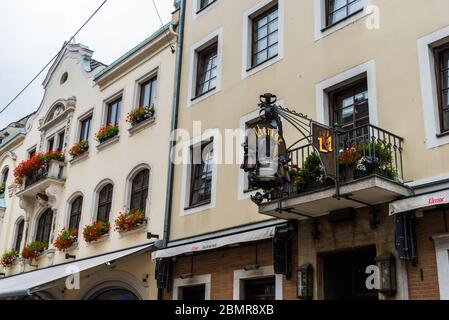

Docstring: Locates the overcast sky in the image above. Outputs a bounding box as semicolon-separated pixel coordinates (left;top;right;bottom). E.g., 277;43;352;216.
0;0;174;129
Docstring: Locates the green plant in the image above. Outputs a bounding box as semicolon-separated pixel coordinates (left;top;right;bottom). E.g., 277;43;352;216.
0;182;5;195
54;228;78;251
355;140;393;166
95;125;119;144
303;152;324;180
83;221;110;243
1;250;19;268
126;105;155;126
69;141;89;159
114;209;147;232
22;241;48;260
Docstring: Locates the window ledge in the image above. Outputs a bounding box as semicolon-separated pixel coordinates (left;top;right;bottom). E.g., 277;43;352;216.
96;136;120;151
85;234;110;246
320;9;364;33
128;118;156;136
69;152;89;165
184;201;212;211
118;222;148;237
243;55;282;79
436;131;449;139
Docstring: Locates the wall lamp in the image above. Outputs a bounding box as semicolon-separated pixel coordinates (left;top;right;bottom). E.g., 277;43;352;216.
147;233;160;240
65;253;76;260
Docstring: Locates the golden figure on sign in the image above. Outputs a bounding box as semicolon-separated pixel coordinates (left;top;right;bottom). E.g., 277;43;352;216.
318;131;333;153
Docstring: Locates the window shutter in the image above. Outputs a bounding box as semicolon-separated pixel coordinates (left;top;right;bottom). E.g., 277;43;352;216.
395;213;418;265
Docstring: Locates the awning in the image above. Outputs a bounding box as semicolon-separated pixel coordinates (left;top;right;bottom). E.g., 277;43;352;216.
0;243;152;298
389;190;449;215
153;225;277;259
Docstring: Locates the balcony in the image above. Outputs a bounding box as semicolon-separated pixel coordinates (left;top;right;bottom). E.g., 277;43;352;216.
16;160;66;200
258;124;413;220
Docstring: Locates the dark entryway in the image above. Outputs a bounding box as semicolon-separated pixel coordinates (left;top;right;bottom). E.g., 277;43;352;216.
321;246;378;300
91;288;139;300
182;285;206;301
244;277;276;300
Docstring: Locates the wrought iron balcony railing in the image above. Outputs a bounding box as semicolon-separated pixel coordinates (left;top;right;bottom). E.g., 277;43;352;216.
276;124;404;200
21;160;66;190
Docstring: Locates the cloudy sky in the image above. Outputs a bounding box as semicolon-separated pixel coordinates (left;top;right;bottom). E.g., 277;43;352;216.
0;0;174;129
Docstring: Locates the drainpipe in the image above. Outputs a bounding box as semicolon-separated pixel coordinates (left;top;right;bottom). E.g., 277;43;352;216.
162;0;185;249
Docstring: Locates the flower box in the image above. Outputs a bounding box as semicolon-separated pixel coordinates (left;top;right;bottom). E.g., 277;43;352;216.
54;228;78;252
13;151;65;185
126;105;155;127
95;125;119;144
83;221;111;243
1;250;19;268
114;209;147;233
69;141;89;160
22;241;49;261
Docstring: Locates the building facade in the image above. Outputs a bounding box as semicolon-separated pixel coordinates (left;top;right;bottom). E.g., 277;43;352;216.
153;0;449;301
0;13;178;299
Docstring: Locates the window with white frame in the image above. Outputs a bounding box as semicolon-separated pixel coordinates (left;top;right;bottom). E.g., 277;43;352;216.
188;28;223;106
197;0;216;13
417;25;449;149
242;0;283;79
181;131;218;216
314;0;372;40
173;274;211;300
79;114;93;143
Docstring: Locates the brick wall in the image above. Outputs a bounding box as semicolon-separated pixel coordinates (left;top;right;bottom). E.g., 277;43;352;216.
406;209;449;300
163;234;299;300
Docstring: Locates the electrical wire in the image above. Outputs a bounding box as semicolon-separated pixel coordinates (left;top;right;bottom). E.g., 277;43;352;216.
0;0;108;115
151;0;176;53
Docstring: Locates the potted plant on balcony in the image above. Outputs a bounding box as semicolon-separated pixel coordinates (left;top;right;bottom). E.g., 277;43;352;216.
69;141;89;160
114;208;147;233
13;151;65;185
22;241;49;262
1;250;19;268
95;125;119;144
338;145;362;179
54;228;78;251
126;105;155;127
83;221;110;243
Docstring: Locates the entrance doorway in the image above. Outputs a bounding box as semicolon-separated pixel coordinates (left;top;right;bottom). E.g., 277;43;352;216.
320;246;378;300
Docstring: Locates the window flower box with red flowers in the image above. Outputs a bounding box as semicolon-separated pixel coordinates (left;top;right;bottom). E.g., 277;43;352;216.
95;125;119;145
13;151;65;186
69;141;89;160
114;209;147;234
83;221;110;243
1;250;19;268
54;228;78;251
126;105;155;127
22;241;49;261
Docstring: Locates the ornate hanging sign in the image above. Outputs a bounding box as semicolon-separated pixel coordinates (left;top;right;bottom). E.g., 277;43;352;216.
311;122;337;179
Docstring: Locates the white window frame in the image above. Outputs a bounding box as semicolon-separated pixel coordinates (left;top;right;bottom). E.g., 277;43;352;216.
233;266;283;300
76;108;94;144
134;68;159;109
187;28;223;108
315;60;378;126
313;0;373;41
173;274;212;300
192;0;221;20
242;0;284;79
91;179;116;224
102;90;124;127
64;192;84;229
433;234;449;300
180;129;220;216
417;25;449;149
123;163;152;216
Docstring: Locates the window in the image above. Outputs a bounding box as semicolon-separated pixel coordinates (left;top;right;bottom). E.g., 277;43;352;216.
14;220;24;251
57;131;65;151
244;277;276;300
28;148;36;159
79;116;92;142
198;0;216;12
189;141;214;208
1;167;9;186
106;98;122;126
325;0;363;27
329;78;369;131
140;77;158;107
47;137;55;152
195;44;218;98
97;184;113;222
36;209;53;243
181;285;206;301
130;169;150;212
435;44;449;133
69;196;83;230
251;5;279;68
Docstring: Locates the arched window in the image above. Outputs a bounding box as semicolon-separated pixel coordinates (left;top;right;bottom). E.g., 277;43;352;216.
97;184;113;222
69;196;83;230
36;209;53;243
14;219;25;251
1;167;9;185
130;169;149;212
